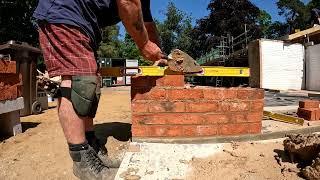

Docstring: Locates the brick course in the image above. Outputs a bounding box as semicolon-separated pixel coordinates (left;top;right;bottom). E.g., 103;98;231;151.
131;75;264;137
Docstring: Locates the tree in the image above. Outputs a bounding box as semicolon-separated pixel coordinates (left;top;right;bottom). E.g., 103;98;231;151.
265;21;289;39
191;0;262;58
198;0;261;37
157;2;194;55
258;10;272;38
307;0;320;10
119;33;151;66
276;0;308;33
97;25;121;58
0;0;38;45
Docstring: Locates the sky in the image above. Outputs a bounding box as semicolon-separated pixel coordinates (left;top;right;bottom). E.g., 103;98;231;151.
118;0;311;38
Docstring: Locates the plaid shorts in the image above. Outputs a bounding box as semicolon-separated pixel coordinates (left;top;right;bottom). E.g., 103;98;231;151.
38;23;98;77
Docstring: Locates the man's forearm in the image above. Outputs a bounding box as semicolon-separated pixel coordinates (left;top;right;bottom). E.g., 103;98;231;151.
145;22;161;48
117;0;149;48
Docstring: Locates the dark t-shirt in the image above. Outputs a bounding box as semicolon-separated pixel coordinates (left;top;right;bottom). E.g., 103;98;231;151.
33;0;153;49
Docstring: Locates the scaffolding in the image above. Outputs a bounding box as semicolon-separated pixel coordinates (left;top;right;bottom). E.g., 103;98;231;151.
197;24;252;87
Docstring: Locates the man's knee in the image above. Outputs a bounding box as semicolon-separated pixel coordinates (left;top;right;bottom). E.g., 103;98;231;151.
57;76;101;118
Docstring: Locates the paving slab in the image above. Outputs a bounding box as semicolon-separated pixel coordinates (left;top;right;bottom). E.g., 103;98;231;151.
115;143;223;180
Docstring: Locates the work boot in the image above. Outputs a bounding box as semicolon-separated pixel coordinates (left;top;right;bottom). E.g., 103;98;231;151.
88;135;122;168
70;146;117;180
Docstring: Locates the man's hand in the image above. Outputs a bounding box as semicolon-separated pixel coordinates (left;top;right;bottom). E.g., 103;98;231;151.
140;40;166;62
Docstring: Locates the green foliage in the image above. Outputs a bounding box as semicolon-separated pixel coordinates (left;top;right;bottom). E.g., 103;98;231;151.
118;33;151;66
97;25;121;58
258;10;272;37
308;0;320;10
0;0;38;45
265;21;289;39
191;0;262;58
157;2;194;55
276;0;309;32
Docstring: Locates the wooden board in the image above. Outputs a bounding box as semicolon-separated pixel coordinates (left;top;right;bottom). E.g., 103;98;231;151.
248;40;261;88
281;26;320;41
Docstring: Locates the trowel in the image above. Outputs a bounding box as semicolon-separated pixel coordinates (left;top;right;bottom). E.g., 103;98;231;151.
166;49;203;74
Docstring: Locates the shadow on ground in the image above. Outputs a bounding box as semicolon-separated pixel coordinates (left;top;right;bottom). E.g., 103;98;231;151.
94;122;132;145
22;122;41;132
0;122;41;142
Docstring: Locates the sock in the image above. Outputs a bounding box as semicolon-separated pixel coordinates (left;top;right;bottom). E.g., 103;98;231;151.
68;141;89;151
85;131;97;145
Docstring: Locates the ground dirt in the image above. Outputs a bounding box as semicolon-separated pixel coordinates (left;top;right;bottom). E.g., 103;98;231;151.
0;87;312;180
0;87;131;180
187;141;303;180
284;134;320;180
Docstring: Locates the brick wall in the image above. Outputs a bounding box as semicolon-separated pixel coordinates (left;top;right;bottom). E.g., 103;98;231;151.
131;75;264;138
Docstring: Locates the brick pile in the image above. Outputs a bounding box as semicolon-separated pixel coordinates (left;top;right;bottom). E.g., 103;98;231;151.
297;100;320;121
0;60;22;101
131;75;264;138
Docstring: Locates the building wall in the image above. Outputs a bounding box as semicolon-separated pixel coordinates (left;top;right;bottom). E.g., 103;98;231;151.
306;44;320;91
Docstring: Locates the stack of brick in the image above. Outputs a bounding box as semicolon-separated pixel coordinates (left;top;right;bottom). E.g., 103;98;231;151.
297;100;320;121
0;60;22;101
131;75;265;138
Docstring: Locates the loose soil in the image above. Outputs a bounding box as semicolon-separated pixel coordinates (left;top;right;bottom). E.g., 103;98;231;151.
0;87;131;180
187;141;303;180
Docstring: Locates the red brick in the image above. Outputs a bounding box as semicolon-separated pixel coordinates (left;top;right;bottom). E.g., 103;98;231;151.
132;114;167;125
230;113;247;123
237;88;253;100
0;60;16;74
247;123;262;134
203;114;229;124
203;88;237;100
149;101;185;113
131;126;148;137
221;101;250;112
167;89;203;100
297;108;319;121
219;124;249;135
148;126;183;137
186;101;219;112
131;76;156;88
299;100;319;108
132;102;149;113
0;74;22;101
251;100;264;112
131;88;166;101
182;126;197;136
247;112;263;122
252;89;265;99
166;126;183;137
196;126;218;136
156;75;185;87
148;126;167;137
167;114;203;125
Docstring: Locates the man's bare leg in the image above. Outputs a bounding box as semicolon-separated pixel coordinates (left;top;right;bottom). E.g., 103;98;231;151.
84;118;94;132
58;76;86;144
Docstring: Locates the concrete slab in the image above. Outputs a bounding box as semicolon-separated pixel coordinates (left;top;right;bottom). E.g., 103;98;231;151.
115;143;223;180
264;106;298;113
0;97;24;114
0;110;22;136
